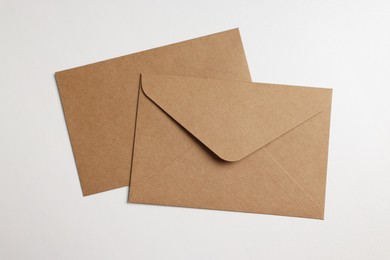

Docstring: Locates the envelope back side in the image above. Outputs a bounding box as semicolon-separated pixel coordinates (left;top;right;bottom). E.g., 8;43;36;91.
55;29;251;195
129;74;332;219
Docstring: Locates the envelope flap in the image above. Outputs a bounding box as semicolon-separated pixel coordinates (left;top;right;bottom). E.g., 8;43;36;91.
141;74;332;162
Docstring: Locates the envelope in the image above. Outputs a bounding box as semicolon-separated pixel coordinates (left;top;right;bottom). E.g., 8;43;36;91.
129;74;332;219
55;29;251;195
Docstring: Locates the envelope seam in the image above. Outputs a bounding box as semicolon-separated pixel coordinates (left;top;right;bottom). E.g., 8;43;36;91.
262;148;323;215
130;146;255;210
129;144;196;199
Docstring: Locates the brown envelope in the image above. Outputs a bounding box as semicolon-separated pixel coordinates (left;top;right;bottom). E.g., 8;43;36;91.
55;29;251;195
129;74;332;219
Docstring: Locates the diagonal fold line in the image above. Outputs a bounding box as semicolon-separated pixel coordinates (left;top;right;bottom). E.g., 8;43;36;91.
263;147;323;214
129;144;196;199
130;145;256;211
251;106;331;160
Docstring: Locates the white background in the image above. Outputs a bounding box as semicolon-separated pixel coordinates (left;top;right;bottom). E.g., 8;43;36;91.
1;0;389;259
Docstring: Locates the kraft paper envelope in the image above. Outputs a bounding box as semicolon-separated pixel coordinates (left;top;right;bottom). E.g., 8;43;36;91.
129;74;332;219
55;29;251;195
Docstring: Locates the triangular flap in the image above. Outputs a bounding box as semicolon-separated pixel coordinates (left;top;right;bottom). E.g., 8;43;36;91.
141;74;332;162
